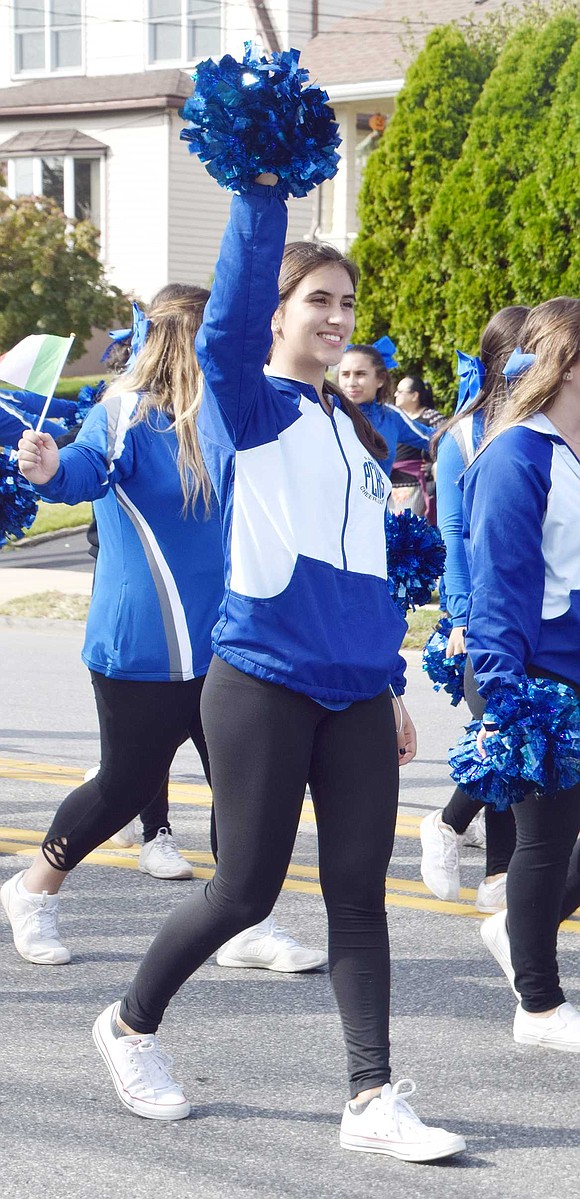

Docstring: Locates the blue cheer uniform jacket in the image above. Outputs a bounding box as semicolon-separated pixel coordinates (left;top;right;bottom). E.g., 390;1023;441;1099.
437;407;485;628
34;394;225;681
195;185;408;703
462;413;580;695
359;400;432;477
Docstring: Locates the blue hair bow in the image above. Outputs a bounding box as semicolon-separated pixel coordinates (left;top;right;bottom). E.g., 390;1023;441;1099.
102;302;151;368
502;348;536;381
455;350;486;413
373;334;398;370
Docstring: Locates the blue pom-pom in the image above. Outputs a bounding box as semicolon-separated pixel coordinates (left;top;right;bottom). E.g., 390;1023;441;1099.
386;510;446;614
0;448;38;546
74;380;106;426
449;677;580;810
179;43;341;199
422;617;466;706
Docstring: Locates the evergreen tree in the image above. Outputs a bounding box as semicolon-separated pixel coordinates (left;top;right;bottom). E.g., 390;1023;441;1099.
428;13;578;383
506;30;580;301
351;25;493;355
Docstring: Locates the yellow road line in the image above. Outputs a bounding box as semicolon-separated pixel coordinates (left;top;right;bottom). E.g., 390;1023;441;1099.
0;756;424;838
2;826;580;934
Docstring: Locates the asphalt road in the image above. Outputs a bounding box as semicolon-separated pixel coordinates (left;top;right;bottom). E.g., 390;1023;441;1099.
1;620;580;1199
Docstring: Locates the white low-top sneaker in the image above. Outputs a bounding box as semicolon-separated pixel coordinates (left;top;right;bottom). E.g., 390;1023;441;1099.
110;821;138;849
138;829;193;880
476;873;507;914
480;909;520;998
340;1079;466;1163
514;1002;580;1052
420;809;460;901
461;809;486;850
216;916;327;972
0;870;71;964
92;1001;191;1120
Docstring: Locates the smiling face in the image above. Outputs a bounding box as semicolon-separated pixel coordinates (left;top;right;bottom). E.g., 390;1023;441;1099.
272;262;356;381
338;350;385;405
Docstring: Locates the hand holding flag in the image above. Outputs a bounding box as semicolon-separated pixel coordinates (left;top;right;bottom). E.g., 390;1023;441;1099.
0;332;75;431
17;428;60;487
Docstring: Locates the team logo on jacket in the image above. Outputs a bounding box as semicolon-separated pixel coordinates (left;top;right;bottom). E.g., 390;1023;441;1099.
361;458;385;504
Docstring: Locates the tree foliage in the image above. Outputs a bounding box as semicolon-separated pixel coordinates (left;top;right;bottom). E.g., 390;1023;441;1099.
352;6;580;409
0;192;131;357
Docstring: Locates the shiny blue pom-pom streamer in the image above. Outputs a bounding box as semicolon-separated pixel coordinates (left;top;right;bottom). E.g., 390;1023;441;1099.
75;380;107;426
386;510;446;614
422;616;466;706
179;44;341;199
449;677;580;811
0;448;38;546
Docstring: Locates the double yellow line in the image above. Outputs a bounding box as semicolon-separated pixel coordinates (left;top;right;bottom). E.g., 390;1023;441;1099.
2;757;580;931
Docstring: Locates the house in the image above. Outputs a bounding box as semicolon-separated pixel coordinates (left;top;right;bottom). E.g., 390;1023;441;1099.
0;0;528;365
301;0;528;252
0;0;372;334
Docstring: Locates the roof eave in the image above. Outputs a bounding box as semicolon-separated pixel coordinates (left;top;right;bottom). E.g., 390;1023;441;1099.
0;95;187;118
327;78;405;103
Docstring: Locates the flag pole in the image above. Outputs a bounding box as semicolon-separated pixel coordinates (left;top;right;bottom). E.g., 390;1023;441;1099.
35;334;76;433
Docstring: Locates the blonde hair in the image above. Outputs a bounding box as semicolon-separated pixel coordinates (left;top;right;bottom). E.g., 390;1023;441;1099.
481;297;580;450
103;283;211;512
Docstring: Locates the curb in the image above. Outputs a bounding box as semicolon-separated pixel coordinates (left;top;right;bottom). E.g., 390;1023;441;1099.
0;615;86;629
0;524;90;553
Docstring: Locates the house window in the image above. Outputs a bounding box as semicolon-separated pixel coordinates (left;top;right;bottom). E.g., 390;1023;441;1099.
149;0;220;65
6;155;101;228
13;0;82;75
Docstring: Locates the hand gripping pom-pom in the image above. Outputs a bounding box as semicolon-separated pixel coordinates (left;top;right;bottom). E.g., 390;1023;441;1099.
422;617;466;706
179;44;341;198
386;510;446;615
0;448;38;546
449;677;580;811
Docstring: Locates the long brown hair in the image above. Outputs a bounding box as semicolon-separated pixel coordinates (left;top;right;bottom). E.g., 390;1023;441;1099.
482;297;580;449
431;305;530;455
275;242;388;460
103;284;211;511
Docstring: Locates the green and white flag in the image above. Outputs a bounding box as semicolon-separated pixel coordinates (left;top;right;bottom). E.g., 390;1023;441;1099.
0;332;75;431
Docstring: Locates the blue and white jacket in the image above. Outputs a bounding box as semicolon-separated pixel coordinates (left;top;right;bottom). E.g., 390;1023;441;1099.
437;407;485;627
0;388;72;448
34;394;225;682
462;413;580;694
358;399;432;477
196;185;408;703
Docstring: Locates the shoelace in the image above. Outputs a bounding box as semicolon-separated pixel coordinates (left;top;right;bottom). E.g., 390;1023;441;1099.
153;830;180;859
266;921;298;947
35;893;60;941
440;825;459;871
385;1080;429;1137
124;1036;177;1090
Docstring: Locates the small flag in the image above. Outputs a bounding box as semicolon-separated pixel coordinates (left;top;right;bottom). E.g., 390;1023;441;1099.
0;333;74;397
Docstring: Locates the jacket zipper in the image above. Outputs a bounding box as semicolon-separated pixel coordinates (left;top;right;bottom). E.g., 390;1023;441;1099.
328;407;351;571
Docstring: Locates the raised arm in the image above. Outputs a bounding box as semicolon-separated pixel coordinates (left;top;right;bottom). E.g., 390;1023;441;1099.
195;182;287;446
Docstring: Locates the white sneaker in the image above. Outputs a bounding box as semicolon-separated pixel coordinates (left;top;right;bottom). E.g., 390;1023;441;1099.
83;766;99;783
0;870;71;964
476;873;507;914
110;821;138;849
138;829;193;880
513;1001;580;1052
340;1079;466;1163
480;909;519;998
92;1001;190;1120
461;809;486;850
216;916;328;973
420;810;460;901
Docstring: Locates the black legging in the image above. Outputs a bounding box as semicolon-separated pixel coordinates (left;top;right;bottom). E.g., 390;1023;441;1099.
507;783;580;1012
42;672;210;871
442;658;516;875
121;655;400;1098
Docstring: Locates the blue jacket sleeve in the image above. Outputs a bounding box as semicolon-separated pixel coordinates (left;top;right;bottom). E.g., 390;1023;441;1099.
392;409;432;454
195;185;288;447
4;389;78;422
463;428;552;696
436;431;471;626
0;402;65;449
34;397;137;506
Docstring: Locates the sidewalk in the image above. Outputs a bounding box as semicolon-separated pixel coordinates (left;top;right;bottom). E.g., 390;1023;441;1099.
0;567;93;603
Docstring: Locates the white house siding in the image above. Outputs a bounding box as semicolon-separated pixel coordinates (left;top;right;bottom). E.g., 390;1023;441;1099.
168;113;232;288
102;111;169;301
